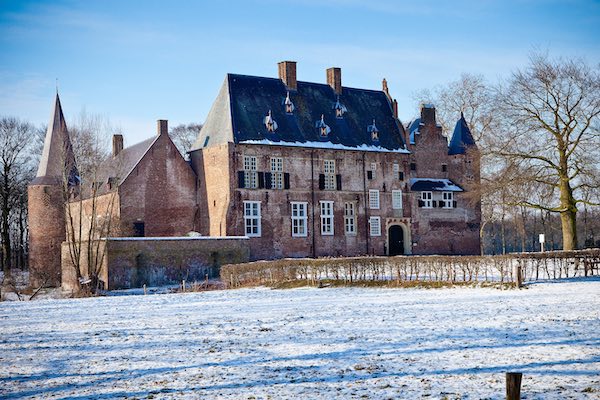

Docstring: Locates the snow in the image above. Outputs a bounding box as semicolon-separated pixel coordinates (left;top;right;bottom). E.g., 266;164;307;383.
240;139;411;154
1;279;599;399
409;178;464;192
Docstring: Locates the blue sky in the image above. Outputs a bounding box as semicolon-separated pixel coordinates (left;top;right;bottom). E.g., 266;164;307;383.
1;0;599;144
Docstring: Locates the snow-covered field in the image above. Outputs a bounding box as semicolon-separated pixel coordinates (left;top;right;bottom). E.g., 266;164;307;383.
1;279;599;399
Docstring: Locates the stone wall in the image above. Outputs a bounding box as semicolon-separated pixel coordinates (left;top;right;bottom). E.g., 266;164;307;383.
61;236;249;291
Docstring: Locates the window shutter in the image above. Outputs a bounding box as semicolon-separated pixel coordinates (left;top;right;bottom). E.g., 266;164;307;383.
238;171;245;188
367;170;373;180
418;200;424;207
336;174;342;190
399;172;404;180
284;173;290;189
432;200;438;208
453;200;457;208
265;172;272;189
258;172;265;189
318;174;325;190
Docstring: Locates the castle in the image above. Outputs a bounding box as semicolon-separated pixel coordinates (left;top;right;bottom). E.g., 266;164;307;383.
28;61;481;288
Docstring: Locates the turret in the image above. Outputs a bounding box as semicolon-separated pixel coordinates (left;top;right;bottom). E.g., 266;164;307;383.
28;93;78;287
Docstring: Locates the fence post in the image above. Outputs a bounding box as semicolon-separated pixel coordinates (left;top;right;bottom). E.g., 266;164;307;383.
506;372;522;400
143;284;147;295
514;264;523;288
182;280;186;293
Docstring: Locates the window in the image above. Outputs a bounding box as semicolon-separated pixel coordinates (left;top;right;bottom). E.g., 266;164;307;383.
421;191;432;208
270;157;283;189
370;162;377;179
324;160;336;190
442;192;454;209
243;156;258;188
243;201;261;237
393;163;399;173
291;202;308;237
264;110;278;132
284;92;295;114
344;202;356;235
133;221;145;237
442;164;447;172
369;190;380;209
369;216;381;237
320;201;334;236
392;190;403;209
410;162;416;171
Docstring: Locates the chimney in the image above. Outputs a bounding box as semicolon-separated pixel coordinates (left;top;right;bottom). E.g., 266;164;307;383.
278;61;297;91
112;134;123;157
326;67;342;95
392;99;399;119
421;104;436;125
157;119;168;136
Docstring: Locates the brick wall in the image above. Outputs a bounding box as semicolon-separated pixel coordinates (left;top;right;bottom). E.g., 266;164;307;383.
62;236;249;290
118;133;198;237
28;184;65;287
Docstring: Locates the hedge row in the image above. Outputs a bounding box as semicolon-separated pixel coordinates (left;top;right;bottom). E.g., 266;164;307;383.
220;249;600;288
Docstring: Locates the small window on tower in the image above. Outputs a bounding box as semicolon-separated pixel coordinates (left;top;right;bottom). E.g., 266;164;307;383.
410;162;416;171
442;164;447;172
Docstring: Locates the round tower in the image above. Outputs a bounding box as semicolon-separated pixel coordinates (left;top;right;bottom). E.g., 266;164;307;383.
28;93;77;288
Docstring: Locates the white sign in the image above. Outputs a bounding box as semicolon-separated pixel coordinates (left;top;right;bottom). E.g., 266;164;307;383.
539;234;545;243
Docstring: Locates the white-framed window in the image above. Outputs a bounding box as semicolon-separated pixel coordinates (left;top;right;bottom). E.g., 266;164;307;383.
392;190;403;209
243;155;258;189
291;202;308;237
442;192;454;209
370;162;377;179
320;201;334;236
421;191;433;208
344;202;356;235
270;157;283;189
369;190;380;209
393;163;399;173
324;159;336;190
369;216;381;237
243;201;261;237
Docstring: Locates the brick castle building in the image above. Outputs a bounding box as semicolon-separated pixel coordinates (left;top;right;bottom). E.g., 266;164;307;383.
29;61;480;287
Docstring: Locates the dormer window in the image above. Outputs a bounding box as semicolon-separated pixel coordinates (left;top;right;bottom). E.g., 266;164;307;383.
264;110;278;133
315;114;331;138
368;119;379;141
333;96;347;118
283;92;295;114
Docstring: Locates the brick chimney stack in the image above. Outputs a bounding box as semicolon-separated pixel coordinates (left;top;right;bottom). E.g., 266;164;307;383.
112;134;123;157
278;61;297;91
326;67;342;95
421;104;436;125
157;120;168;136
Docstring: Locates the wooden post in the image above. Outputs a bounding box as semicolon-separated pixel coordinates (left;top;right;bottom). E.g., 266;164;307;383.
143;284;147;295
514;264;523;289
182;280;186;293
506;372;522;400
229;273;233;288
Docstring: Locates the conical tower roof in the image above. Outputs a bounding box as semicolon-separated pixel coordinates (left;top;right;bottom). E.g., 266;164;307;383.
31;93;78;185
448;112;476;155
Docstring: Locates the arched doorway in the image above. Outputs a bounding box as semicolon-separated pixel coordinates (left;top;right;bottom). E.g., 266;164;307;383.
388;225;405;256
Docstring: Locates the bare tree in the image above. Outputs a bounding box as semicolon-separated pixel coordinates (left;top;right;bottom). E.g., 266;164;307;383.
0;118;37;285
169;123;202;158
494;53;600;250
63;111;119;294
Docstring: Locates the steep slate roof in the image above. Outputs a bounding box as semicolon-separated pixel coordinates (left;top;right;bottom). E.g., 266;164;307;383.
407;118;422;145
95;136;157;189
448;112;476;155
31;93;78;185
192;74;407;152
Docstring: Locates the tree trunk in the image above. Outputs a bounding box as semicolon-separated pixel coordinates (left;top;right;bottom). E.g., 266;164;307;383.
558;162;578;250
